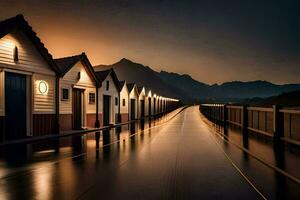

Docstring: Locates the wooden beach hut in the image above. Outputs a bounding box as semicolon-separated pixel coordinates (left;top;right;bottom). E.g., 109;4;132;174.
127;83;139;120
145;89;152;116
119;81;129;123
137;86;146;119
0;15;60;141
54;53;98;131
95;69;120;126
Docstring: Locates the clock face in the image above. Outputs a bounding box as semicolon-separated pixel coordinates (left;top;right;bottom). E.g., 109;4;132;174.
39;81;48;94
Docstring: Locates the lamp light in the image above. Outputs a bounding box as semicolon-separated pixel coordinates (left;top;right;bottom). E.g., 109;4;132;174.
37;80;49;95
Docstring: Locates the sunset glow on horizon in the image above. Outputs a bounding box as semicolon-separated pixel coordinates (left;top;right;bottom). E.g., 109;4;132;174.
1;0;299;84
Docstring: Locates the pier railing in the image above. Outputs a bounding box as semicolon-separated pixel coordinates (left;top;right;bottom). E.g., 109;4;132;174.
199;104;300;145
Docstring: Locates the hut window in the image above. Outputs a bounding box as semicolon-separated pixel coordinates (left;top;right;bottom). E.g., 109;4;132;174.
122;99;126;106
115;97;118;106
106;81;109;91
62;88;69;100
89;92;96;104
13;46;18;62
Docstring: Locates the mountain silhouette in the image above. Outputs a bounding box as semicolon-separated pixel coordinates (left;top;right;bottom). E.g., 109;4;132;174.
243;90;300;107
94;58;189;100
94;58;300;102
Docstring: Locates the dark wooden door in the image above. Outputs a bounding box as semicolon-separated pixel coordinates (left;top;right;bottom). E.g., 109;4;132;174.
130;99;136;120
148;98;151;116
140;100;145;117
5;72;27;140
73;89;83;130
158;100;160;113
103;95;110;126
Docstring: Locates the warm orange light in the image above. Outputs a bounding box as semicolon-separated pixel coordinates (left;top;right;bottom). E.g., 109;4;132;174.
36;80;49;95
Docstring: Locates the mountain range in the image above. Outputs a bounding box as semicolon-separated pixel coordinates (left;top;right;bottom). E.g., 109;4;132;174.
243;90;300;107
94;58;300;103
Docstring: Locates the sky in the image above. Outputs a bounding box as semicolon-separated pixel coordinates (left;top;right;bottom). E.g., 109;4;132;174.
0;0;299;84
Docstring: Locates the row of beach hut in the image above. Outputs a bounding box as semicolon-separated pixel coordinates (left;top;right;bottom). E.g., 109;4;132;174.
0;15;180;142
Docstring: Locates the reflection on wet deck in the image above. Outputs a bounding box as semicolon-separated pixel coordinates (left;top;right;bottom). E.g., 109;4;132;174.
0;110;182;199
208;119;300;181
1;107;300;199
0;111;177;178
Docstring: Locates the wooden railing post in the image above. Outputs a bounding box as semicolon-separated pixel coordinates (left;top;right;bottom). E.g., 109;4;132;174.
219;105;221;124
273;105;283;139
242;105;248;129
223;104;227;126
242;105;249;148
223;104;228;135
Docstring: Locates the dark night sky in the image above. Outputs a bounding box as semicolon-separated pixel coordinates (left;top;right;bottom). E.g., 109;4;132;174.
0;0;299;84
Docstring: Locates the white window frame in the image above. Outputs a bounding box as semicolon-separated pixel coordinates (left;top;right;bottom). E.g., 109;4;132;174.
88;92;96;104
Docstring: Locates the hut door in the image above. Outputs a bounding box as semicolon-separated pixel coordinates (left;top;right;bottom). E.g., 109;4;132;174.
73;88;83;130
148;98;151;116
140;100;145;117
130;99;136;120
103;95;110;126
5;72;27;140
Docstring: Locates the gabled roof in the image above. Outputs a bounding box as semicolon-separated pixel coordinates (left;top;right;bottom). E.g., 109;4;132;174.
55;54;82;75
145;88;151;96
95;69;111;83
137;86;145;94
127;83;139;95
95;69;121;91
119;81;129;94
0;14;59;74
119;81;126;88
54;53;98;84
127;83;136;92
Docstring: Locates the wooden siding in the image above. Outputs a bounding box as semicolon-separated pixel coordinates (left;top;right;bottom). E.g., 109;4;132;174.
120;113;129;123
63;61;95;87
86;113;96;128
0;32;55;75
98;75;119;124
0;31;57;115
86;88;96;114
59;114;72;131
120;85;129;114
145;91;152;116
33;114;56;136
59;61;96;114
33;74;56;114
59;82;72;114
138;87;146;118
156;97;160;114
59;87;96;114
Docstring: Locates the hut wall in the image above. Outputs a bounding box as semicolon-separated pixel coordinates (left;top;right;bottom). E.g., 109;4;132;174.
59;61;96;129
0;32;57;137
98;75;119;124
120;86;129;114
